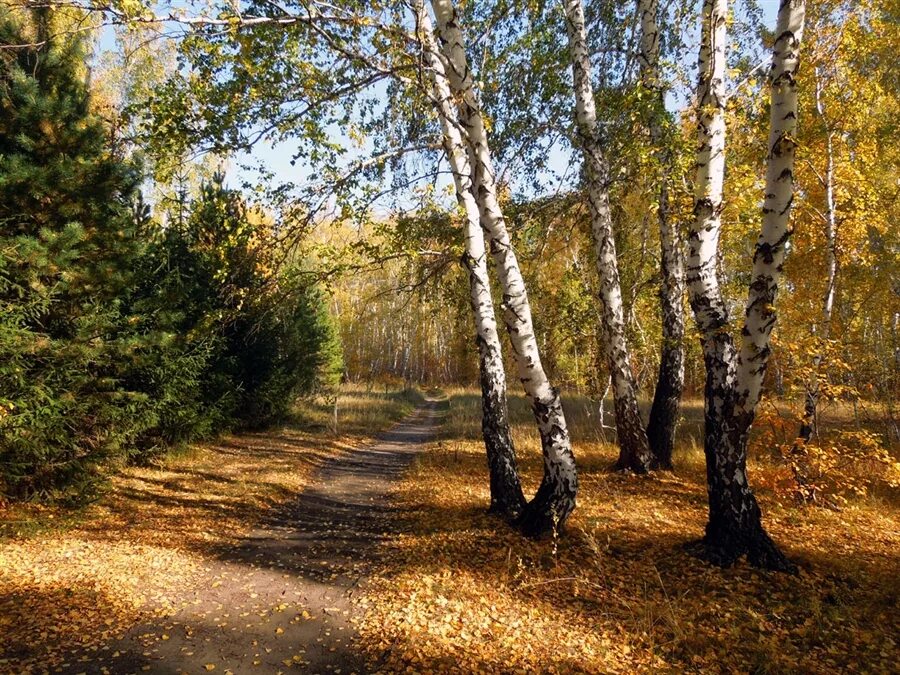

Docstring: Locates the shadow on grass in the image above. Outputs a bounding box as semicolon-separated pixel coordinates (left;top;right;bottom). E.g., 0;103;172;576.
353;389;900;672
5;390;897;674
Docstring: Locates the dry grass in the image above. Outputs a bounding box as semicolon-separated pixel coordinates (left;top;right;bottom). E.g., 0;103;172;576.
356;389;900;673
0;383;423;673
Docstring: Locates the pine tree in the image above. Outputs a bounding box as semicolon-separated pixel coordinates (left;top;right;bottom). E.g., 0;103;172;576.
0;8;152;499
144;174;341;430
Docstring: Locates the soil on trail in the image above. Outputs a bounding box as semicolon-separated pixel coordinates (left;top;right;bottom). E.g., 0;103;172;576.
59;399;445;675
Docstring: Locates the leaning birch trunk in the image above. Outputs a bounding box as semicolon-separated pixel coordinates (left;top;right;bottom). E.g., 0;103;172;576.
414;1;525;518
687;0;803;571
638;0;685;469
562;0;652;474
430;0;577;536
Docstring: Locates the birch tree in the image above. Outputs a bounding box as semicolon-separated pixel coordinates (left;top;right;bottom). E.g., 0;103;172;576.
413;0;525;518
638;0;685;470
797;66;838;445
562;0;652;474
786;0;896;448
687;0;805;571
429;0;578;536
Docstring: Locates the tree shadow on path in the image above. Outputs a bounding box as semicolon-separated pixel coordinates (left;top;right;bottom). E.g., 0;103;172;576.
55;399;448;675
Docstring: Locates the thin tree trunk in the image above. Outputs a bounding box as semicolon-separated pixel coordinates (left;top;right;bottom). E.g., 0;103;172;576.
799;67;838;443
562;0;652;474
430;0;577;537
687;0;804;572
638;0;685;470
414;2;525;518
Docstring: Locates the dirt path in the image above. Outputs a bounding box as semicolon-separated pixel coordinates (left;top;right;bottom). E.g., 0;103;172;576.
60;399;444;675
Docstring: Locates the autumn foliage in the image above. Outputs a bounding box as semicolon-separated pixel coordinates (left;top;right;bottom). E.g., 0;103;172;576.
0;0;898;672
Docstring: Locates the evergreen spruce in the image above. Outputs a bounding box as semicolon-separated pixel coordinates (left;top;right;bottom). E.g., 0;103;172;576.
0;9;154;500
0;9;347;502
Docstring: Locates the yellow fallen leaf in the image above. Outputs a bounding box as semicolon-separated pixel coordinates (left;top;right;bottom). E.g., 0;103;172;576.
204;665;215;672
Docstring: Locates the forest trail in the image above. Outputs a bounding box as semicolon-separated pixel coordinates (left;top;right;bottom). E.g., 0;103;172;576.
60;399;446;675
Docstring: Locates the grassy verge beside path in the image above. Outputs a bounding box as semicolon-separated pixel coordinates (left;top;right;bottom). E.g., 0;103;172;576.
0;384;423;673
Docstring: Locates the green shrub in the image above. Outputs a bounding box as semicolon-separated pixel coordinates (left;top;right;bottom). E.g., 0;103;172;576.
148;175;342;431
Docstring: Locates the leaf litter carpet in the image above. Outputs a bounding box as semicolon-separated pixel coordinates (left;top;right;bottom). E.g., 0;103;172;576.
48;400;445;675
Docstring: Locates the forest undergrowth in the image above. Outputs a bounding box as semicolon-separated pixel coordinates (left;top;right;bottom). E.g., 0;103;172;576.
356;389;899;673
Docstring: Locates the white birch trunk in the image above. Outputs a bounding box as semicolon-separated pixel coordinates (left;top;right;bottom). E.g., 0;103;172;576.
429;0;577;536
639;0;686;469
686;0;804;572
562;0;652;473
800;66;838;443
688;0;733;383
636;0;661;84
734;0;806;422
413;2;525;517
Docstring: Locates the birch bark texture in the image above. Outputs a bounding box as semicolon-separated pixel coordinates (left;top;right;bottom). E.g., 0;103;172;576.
413;1;525;518
562;0;652;474
687;0;805;571
638;0;686;470
734;0;806;429
429;0;577;536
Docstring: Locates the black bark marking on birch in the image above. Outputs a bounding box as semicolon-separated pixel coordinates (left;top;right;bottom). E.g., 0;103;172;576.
478;357;526;519
774;29;796;45
779;194;794;216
